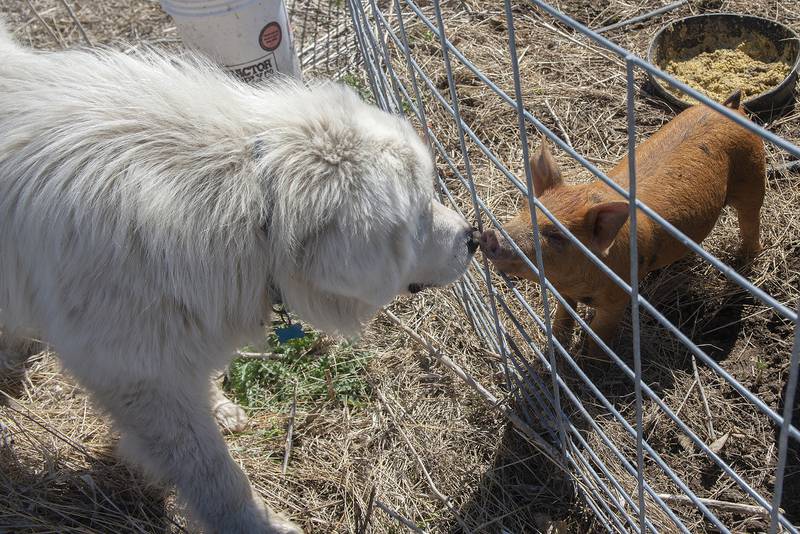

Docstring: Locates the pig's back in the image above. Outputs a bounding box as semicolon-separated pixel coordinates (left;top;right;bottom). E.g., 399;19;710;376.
604;105;761;266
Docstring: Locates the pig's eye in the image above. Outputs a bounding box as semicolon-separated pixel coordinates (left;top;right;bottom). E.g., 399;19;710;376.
541;228;567;248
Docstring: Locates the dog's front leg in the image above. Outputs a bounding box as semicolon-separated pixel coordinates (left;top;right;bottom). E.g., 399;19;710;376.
90;374;301;534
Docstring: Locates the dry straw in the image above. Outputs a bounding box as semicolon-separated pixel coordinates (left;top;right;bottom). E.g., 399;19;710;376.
1;0;800;532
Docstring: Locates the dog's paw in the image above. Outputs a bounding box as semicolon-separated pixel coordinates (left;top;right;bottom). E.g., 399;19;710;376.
213;399;248;433
248;492;303;534
0;349;26;374
268;514;304;534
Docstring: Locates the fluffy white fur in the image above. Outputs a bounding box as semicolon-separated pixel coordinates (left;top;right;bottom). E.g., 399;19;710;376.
0;21;475;534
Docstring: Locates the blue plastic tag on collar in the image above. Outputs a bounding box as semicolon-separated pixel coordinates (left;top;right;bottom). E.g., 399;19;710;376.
275;323;305;343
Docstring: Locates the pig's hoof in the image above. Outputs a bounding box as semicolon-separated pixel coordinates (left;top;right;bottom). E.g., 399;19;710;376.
583;340;613;363
552;326;574;346
738;243;763;259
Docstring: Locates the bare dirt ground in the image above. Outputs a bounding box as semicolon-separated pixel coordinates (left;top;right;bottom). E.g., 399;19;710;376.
1;0;799;533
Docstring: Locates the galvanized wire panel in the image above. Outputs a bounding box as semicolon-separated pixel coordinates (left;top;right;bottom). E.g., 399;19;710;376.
347;0;800;531
288;0;359;77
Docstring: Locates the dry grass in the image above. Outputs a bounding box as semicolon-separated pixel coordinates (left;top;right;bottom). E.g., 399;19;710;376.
1;0;800;533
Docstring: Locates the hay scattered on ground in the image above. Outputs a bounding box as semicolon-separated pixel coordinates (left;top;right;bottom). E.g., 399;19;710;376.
1;0;800;533
380;0;800;530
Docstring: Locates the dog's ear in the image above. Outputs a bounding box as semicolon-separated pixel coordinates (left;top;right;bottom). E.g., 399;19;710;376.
530;135;562;196
585;201;629;255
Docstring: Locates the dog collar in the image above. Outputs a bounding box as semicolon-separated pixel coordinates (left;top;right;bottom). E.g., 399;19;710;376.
267;286;306;343
268;282;283;306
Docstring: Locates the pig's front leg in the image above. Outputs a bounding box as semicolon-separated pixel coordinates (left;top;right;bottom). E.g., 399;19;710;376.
585;303;626;359
552;297;577;343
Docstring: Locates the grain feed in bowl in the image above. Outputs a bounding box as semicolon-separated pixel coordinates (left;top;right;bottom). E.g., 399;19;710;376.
664;31;793;105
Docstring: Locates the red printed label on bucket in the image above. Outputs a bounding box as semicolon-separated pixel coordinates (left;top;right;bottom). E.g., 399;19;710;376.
259;22;282;52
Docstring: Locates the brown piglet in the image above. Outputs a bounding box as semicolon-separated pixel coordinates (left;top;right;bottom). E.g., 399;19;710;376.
480;92;765;357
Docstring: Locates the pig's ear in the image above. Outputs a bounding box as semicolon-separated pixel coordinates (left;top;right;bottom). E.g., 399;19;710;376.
586;201;629;255
531;136;562;196
723;89;742;109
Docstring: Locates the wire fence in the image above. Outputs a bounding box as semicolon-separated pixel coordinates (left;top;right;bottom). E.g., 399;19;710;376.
346;0;800;531
287;0;359;77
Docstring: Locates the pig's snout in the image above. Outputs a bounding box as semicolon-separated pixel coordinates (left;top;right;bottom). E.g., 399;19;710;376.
480;229;514;261
480;229;499;257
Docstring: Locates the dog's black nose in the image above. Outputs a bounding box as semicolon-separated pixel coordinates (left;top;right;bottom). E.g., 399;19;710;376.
467;228;480;254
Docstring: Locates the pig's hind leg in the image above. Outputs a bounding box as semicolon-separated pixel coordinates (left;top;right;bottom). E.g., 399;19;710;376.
727;143;766;258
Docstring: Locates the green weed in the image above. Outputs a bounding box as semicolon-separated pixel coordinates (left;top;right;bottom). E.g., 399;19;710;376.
341;72;374;103
340;71;415;115
225;327;373;411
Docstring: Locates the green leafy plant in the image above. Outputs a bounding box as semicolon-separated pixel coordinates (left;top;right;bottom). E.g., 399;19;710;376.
225;327;373;411
341;72;374;103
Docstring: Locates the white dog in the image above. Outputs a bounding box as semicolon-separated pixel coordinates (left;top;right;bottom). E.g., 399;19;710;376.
0;21;478;533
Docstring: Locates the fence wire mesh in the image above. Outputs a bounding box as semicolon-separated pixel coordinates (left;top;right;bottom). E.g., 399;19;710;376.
346;0;800;531
288;0;359;77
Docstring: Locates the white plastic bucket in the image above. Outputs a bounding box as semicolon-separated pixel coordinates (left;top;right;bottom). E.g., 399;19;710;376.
160;0;302;81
